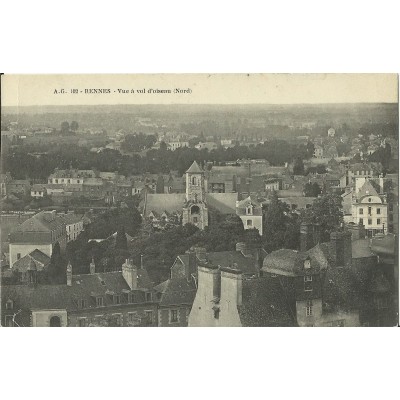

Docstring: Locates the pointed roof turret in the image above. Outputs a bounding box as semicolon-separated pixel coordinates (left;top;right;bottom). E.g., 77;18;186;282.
186;161;203;174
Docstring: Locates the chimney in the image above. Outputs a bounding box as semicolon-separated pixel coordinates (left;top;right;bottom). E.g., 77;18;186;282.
184;249;198;280
300;222;315;251
66;261;72;286
330;231;352;268
122;259;138;290
236;242;246;252
89;257;96;274
220;266;243;307
196;264;221;302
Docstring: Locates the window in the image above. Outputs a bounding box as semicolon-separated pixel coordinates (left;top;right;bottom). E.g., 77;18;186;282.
128;312;139;326
368;198;371;203
246;206;252;215
17;253;21;260
5;315;14;327
146;292;152;302
78;318;87;327
377;208;381;215
213;308;220;319
368;219;372;225
114;295;121;305
306;300;313;317
377;219;381;225
247;219;253;226
96;297;104;307
368;207;372;215
6;300;13;310
359;218;364;225
304;276;313;291
145;311;153;324
359;208;363;215
193;217;198;223
79;299;86;309
170;309;179;323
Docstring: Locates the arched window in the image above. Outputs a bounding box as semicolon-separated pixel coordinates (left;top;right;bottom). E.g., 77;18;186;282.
191;205;200;215
191;176;197;186
50;316;61;327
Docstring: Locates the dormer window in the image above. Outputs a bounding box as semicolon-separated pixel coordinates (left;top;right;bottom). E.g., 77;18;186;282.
304;275;313;292
96;297;104;307
246;206;252;215
78;299;86;309
304;259;311;269
114;295;121;305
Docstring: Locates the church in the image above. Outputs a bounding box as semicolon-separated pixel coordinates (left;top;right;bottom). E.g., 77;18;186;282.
142;161;240;229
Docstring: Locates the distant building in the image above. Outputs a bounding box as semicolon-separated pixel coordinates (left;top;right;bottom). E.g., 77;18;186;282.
167;141;189;151
327;127;336;137
313;144;324;158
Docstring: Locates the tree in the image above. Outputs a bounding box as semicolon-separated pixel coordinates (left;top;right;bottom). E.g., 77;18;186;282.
115;225;128;250
304;182;322;197
70;121;79;132
303;193;343;242
48;242;66;283
61;121;70;134
293;157;305;175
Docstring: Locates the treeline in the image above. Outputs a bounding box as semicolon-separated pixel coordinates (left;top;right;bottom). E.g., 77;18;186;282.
3;139;313;180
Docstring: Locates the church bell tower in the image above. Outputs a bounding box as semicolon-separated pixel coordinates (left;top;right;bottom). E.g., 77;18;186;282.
182;161;208;229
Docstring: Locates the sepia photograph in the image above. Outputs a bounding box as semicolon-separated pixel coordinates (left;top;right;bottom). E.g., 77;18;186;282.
1;74;398;328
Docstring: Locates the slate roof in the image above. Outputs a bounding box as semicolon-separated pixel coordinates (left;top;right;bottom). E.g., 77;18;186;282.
143;193;185;216
1;270;154;313
370;234;396;256
356;179;380;200
186;161;204;174
12;249;50;272
206;193;238;214
154;278;196;306
262;249;322;277
236;196;263;216
238;277;296;327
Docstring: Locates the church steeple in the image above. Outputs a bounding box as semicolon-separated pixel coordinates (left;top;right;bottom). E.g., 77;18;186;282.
183;161;208;230
185;161;206;202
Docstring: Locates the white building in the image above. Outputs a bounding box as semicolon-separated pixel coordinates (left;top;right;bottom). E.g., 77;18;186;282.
236;196;263;235
167;141;189;151
351;179;388;237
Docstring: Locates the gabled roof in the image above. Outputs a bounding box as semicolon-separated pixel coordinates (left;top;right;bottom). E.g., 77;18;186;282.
10;211;66;235
154;278;196;306
186;161;204;174
356;179;380;200
12;249;51;272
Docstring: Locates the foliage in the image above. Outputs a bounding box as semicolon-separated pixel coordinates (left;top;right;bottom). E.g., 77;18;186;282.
302;193;343;242
304;182;322;197
115;225;128;250
293;157;305;175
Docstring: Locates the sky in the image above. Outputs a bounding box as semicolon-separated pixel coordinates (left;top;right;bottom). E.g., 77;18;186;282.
1;74;398;107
